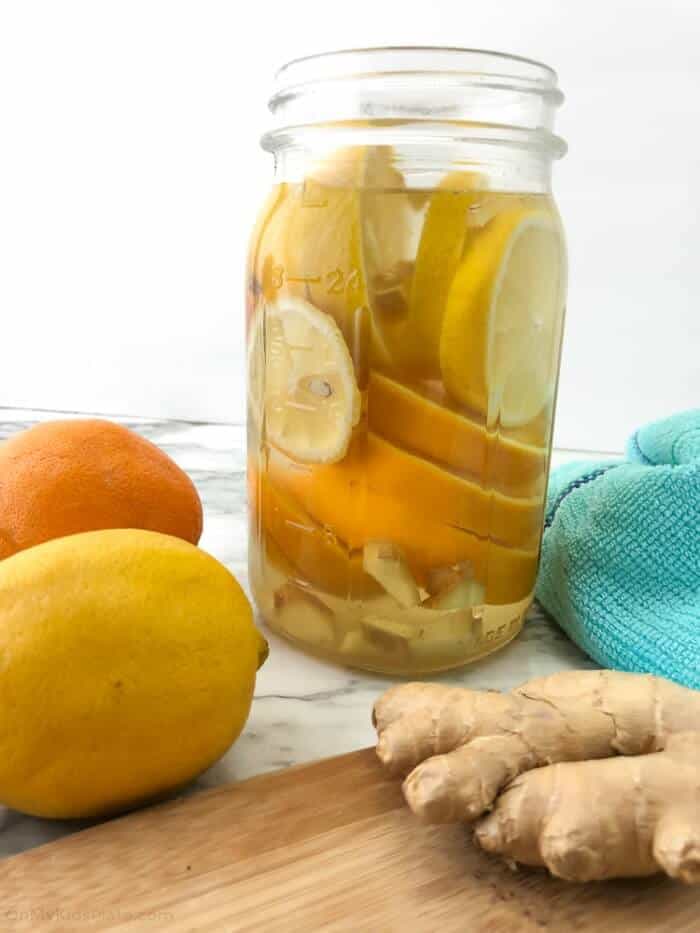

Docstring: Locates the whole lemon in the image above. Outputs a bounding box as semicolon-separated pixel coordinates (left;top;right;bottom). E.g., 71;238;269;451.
0;529;267;818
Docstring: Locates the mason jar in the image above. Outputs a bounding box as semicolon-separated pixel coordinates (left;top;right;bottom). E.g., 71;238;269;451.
247;47;567;675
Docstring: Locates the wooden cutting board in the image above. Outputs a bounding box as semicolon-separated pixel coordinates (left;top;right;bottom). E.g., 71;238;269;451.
0;748;698;932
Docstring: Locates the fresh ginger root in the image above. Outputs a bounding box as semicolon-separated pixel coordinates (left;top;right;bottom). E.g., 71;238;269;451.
476;731;700;882
372;670;700;882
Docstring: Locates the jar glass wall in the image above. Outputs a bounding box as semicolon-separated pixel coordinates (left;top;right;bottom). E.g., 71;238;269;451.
247;48;567;674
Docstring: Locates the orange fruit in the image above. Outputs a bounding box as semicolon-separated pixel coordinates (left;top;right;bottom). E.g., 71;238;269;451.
367;372;548;498
248;466;379;598
253;461;537;604
0;420;202;559
268;433;543;551
264;439;541;604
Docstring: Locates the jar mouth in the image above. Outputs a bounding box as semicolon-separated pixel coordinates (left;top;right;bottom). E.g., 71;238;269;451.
265;46;565;159
273;46;561;104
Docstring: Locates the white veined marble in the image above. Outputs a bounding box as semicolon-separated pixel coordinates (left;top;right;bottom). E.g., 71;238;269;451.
0;408;598;857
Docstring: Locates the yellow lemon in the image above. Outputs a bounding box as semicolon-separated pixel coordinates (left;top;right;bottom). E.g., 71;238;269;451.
441;207;566;427
0;529;267;818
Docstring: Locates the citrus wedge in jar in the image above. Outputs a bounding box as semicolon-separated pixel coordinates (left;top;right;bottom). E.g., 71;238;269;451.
249;466;379;598
266;436;542;604
268;434;543;552
269;146;420;371
358;151;420;367
366;171;484;374
440;207;565;428
248;297;361;465
367;371;548;498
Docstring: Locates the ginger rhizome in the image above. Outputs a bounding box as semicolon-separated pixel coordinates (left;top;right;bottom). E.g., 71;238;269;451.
372;670;700;882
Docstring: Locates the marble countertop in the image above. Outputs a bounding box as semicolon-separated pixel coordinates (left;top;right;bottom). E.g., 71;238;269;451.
0;408;597;858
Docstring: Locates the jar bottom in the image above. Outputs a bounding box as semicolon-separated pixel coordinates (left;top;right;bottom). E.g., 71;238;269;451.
260;611;528;676
250;548;532;676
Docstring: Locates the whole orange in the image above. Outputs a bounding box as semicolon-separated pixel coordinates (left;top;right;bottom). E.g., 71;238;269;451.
0;420;203;559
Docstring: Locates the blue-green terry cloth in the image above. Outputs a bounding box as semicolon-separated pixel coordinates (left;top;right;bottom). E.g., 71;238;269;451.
536;410;700;688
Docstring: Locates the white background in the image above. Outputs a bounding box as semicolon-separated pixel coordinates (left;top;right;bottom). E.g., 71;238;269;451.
1;0;698;452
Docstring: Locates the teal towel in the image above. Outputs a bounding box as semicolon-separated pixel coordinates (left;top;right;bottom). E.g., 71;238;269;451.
536;410;700;688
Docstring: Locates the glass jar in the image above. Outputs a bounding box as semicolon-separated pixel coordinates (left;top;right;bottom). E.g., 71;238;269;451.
247;47;567;675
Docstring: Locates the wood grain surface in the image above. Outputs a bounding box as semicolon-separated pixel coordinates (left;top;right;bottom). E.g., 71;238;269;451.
0;748;697;932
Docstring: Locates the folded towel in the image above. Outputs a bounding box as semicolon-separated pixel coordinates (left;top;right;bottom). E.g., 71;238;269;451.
536;410;700;688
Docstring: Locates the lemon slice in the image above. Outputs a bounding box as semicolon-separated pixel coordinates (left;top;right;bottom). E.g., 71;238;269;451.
365;171;484;374
404;171;483;371
261;146;411;370
360;150;417;351
248;297;361;464
440;208;565;428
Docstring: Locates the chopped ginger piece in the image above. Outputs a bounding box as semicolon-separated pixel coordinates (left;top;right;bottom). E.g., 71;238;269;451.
363;541;421;608
273;583;336;647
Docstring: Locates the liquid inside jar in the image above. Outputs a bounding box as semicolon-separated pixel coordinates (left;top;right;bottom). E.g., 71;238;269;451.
247;146;566;675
